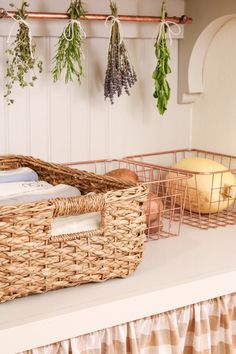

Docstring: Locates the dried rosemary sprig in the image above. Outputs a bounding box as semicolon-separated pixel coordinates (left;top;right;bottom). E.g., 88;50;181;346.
104;1;137;104
152;0;171;115
4;2;43;105
52;0;86;83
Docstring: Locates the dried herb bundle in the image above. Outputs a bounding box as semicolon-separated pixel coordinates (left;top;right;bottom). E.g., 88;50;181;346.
52;0;86;83
4;2;43;105
152;0;171;115
104;1;137;104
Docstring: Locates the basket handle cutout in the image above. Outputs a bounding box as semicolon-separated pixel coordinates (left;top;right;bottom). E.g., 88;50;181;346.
49;193;105;242
50;212;104;243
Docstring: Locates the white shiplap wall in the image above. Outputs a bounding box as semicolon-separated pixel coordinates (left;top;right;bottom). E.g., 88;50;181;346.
0;0;191;163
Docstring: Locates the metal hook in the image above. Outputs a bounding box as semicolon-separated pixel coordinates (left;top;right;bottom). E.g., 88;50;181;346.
179;15;188;24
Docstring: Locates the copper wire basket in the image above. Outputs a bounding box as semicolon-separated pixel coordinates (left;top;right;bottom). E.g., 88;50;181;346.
125;149;236;229
64;159;190;240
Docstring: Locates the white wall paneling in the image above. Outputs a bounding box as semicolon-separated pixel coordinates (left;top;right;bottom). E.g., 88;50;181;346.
70;42;90;163
7;58;29;156
29;38;50;161
0;0;191;163
88;38;110;160
49;37;71;163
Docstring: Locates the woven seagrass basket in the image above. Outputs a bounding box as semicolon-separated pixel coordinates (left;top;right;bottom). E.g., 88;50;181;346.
0;155;147;303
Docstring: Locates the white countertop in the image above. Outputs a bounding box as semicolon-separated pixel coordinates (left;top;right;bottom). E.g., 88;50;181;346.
1;224;236;354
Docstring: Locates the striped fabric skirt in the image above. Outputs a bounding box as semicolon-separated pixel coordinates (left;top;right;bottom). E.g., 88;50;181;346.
20;292;236;354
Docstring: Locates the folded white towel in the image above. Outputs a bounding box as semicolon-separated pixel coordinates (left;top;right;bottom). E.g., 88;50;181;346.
0;181;52;199
52;212;101;236
0;167;38;183
0;182;81;205
0;179;100;237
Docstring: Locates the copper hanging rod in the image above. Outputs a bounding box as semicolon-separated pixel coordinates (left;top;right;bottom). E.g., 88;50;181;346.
0;9;192;24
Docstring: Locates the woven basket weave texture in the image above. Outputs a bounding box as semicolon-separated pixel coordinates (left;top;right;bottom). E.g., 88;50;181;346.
0;155;147;303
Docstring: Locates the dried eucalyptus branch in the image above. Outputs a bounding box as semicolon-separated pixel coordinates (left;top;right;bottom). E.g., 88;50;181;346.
152;0;171;115
4;2;43;105
52;0;86;83
104;1;137;104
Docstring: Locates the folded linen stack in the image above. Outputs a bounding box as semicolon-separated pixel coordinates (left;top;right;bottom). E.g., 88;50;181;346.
0;167;39;183
0;167;100;236
0;181;81;205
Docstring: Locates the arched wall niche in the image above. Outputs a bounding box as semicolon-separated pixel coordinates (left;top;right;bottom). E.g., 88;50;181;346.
178;0;236;103
192;17;236;155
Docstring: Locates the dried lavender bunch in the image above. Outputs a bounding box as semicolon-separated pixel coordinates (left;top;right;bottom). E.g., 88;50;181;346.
104;1;137;104
52;0;86;83
4;2;43;105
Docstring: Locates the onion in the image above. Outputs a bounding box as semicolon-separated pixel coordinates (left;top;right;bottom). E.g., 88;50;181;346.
104;168;139;183
147;219;163;236
168;157;236;213
105;169;163;227
105;169;163;229
144;192;163;223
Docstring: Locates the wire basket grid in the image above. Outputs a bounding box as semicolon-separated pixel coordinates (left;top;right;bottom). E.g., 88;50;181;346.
64;158;190;240
125;149;236;229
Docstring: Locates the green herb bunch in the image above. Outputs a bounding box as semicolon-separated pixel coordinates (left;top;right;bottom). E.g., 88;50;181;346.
104;1;137;104
52;0;86;83
5;2;43;105
152;0;171;115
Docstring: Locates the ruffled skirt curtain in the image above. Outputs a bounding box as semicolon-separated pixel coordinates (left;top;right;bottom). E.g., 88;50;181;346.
20;292;236;354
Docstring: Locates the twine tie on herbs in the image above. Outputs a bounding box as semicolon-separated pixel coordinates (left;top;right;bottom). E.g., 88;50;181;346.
105;14;133;65
6;11;34;59
63;19;86;41
105;15;123;44
157;20;182;46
